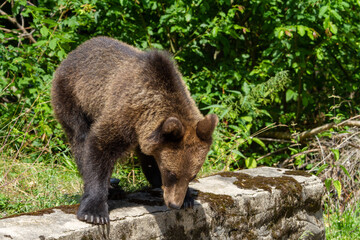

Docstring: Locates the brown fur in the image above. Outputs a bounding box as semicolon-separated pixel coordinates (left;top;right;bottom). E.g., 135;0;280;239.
51;36;218;225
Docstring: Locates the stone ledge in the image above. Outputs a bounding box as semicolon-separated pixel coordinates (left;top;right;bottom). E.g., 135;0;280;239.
0;167;325;240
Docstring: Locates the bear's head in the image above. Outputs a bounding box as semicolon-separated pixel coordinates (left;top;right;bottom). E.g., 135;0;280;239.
151;114;218;209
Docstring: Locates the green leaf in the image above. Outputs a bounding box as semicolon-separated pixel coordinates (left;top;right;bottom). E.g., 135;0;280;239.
57;49;66;60
9;64;18;72
49;39;57;50
40;26;49;37
252;137;267;150
323;16;330;29
286;89;298;102
212;26;219;38
219;108;230;120
333;180;342;199
32;40;48;47
325;178;332;191
227;90;242;95
245;157;257;169
330;9;342;21
185;13;191;22
42;19;58;27
319;5;328;18
119;0;127;6
240;116;252;122
329;22;338;34
331;148;340;161
12;57;24;63
297;25;306;37
26;5;50;12
231;149;246;159
288;147;299;154
316;164;328;176
341;2;350;8
242;82;250;94
278;30;284;39
307;29;314;40
200;104;225;110
151;43;164;49
339;165;351;178
316;48;324;60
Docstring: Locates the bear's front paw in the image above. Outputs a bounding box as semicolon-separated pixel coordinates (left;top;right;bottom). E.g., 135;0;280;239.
108;187;126;200
77;197;109;225
182;191;195;209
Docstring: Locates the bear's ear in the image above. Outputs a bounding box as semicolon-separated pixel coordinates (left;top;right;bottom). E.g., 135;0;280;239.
162;117;184;140
196;114;218;141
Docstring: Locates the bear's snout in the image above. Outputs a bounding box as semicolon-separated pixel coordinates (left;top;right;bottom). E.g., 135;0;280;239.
163;194;185;210
168;202;182;210
162;181;188;210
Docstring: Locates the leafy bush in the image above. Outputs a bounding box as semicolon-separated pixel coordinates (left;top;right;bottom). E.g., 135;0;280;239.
1;3;360;237
1;0;359;172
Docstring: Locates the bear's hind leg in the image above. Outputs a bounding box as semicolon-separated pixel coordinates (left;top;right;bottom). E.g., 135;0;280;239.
52;85;92;176
63;111;92;176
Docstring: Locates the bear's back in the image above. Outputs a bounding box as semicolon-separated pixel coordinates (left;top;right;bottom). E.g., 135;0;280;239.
52;36;200;123
55;36;142;84
52;37;147;118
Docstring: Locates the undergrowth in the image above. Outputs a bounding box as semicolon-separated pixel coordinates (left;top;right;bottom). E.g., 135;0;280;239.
0;155;81;218
0;152;152;218
324;202;360;240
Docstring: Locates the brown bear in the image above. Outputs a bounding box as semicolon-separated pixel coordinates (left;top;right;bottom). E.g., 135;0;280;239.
51;36;218;225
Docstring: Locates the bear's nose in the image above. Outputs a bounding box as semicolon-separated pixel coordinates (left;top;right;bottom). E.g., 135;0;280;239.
168;202;181;210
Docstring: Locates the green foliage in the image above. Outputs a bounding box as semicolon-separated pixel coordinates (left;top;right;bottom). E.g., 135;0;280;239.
325;178;342;200
1;3;360;236
205;70;291;170
1;0;359;166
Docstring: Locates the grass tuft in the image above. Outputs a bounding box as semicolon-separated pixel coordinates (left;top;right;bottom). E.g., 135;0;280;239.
324;202;360;239
0;155;81;218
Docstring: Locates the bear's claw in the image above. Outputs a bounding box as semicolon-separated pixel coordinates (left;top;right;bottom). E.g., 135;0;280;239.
77;197;109;225
78;213;109;225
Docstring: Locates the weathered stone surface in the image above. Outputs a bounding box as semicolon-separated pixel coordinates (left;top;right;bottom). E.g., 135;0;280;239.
0;167;325;240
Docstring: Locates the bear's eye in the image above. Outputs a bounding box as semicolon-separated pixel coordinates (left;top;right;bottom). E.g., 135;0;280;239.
164;170;177;186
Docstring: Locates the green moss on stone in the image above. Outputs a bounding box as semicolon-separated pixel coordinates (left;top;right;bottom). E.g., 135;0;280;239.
219;171;303;198
2;204;80;219
284;170;312;177
197;192;234;215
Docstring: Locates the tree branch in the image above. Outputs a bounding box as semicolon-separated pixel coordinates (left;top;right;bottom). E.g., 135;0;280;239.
0;27;18;33
0;9;36;43
281;149;320;167
260;116;360;142
0;1;7;9
256;143;301;162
